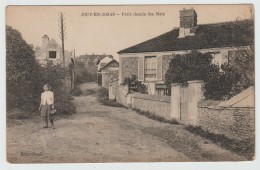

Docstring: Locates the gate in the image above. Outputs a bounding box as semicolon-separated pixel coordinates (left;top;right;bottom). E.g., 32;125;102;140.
97;73;102;86
180;85;189;122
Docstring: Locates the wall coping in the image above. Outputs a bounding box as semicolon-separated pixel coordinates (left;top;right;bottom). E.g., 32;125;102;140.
133;93;171;103
198;99;255;110
188;80;204;84
171;83;181;86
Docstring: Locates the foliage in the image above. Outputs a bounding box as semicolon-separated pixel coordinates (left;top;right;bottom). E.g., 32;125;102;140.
227;46;254;94
6;25;41;111
96;87;109;102
165;51;219;85
6;25;75;114
203;63;240;100
96;87;125;107
74;59;96;85
123;75;146;94
165;50;254;100
71;86;83;96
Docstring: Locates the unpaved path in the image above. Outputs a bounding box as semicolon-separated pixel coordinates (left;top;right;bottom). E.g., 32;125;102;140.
7;82;246;163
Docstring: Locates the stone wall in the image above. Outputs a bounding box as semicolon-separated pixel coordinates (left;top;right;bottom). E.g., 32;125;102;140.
102;69;119;89
109;79;255;142
197;100;255;141
113;82;131;107
132;93;171;120
121;57;138;82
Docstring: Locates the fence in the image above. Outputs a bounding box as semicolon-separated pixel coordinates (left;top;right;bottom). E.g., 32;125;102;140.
155;83;170;96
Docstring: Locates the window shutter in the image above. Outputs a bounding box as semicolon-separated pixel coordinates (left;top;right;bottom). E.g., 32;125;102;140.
157;55;163;80
138;56;144;81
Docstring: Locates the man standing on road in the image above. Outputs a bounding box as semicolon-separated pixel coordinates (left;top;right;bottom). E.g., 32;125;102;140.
39;84;55;129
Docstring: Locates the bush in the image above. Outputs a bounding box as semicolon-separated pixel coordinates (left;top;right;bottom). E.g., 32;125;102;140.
71;86;82;96
123;75;147;94
54;92;76;115
75;59;96;85
96;87;125;107
6;25;75;115
165;50;254;100
6;25;42;112
96;87;109;102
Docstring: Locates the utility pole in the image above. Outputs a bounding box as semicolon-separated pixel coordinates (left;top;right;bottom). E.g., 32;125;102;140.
72;49;76;90
73;49;76;63
59;12;65;68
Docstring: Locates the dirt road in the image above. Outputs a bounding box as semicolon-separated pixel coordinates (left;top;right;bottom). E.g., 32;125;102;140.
7;82;246;163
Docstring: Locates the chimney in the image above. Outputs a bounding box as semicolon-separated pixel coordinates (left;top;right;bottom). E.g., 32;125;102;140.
180;8;197;28
42;35;49;49
178;8;197;38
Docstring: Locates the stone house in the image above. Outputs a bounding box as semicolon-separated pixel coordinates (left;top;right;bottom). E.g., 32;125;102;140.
117;8;254;95
35;35;72;67
98;59;119;89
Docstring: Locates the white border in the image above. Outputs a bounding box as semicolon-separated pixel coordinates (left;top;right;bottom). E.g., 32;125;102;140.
1;1;259;170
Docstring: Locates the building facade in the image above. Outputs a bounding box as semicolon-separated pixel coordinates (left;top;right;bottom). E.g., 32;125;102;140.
35;35;72;67
118;8;254;95
98;59;119;89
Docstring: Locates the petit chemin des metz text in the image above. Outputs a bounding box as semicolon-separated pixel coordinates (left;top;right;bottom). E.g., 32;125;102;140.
81;12;165;17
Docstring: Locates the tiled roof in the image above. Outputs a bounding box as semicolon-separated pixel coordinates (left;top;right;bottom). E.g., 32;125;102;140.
218;86;254;108
118;20;254;54
78;55;113;64
99;59;119;71
47;39;60;49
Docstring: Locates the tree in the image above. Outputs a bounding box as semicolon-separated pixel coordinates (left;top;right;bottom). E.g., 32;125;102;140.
224;45;254;96
165;51;220;85
74;59;96;85
6;26;41;111
165;51;243;100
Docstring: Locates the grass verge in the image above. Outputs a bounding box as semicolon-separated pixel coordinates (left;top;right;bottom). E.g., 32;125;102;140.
185;126;255;160
133;108;179;125
71;86;83;96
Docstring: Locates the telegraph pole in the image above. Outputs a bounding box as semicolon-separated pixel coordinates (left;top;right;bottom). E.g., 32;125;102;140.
60;12;65;68
73;49;76;63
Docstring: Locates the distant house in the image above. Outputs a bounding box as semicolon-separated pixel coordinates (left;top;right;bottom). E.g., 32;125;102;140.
118;8;254;95
78;53;112;70
98;59;119;88
35;35;72;67
96;55;114;71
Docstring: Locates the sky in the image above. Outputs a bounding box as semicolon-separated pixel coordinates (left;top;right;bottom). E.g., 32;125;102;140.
6;5;252;60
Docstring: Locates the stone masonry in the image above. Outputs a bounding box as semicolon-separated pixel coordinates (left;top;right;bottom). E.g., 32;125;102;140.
197;101;255;141
121;57;139;81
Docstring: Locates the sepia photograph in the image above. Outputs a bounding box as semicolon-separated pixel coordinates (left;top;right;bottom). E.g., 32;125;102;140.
5;4;255;164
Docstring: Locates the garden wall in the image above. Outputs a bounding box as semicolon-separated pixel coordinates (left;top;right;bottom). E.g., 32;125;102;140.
109;80;132;107
197;100;255;141
132;93;171;120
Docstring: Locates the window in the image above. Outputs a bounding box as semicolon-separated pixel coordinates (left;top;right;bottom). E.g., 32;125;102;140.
49;51;57;59
144;56;156;80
